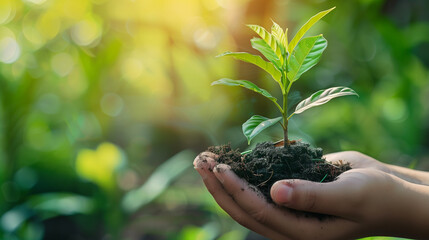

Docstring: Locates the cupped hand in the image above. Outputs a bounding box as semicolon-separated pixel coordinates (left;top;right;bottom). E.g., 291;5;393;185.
194;151;429;240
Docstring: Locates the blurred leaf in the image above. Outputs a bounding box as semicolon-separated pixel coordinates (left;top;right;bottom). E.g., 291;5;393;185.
250;38;281;69
359;237;411;240
242;115;282;144
217;52;281;83
217;229;247;240
212;78;277;102
1;193;94;232
403;23;429;48
287;91;302;113
28;193;95;217
248;24;283;64
178;226;208;240
122;150;195;212
1;206;29;232
293;87;358;115
288;7;335;54
287;35;327;82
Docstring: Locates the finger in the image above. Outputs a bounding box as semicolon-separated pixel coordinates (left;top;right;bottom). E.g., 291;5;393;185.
325;151;391;174
193;152;218;170
194;163;287;240
213;164;358;239
324;152;357;166
270;170;365;218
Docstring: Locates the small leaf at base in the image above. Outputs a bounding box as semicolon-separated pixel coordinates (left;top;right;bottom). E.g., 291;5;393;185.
242;115;283;144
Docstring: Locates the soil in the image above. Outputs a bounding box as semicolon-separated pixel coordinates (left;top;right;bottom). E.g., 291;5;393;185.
208;140;351;203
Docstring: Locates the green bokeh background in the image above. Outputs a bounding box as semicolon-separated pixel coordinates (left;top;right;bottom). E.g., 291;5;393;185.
0;0;428;239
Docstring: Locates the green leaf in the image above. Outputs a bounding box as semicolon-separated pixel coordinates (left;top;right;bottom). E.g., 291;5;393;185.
293;87;358;115
242;115;283;144
288;7;335;55
251;38;281;69
217;51;281;83
248;24;283;64
212;78;277;102
287;35;327;82
271;21;287;52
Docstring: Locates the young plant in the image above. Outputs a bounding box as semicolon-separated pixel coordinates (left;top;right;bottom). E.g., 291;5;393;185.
212;7;358;147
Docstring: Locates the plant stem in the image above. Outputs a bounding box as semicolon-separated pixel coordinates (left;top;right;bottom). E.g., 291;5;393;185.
283;122;288;147
274;101;284;114
283;55;289;148
282;91;289;147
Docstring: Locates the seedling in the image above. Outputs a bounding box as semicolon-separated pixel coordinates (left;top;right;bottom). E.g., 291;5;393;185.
212;7;358;147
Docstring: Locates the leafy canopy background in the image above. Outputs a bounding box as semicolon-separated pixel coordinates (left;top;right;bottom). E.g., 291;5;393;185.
0;0;428;239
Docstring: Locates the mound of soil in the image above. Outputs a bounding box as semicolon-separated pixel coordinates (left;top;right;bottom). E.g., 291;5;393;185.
208;141;351;203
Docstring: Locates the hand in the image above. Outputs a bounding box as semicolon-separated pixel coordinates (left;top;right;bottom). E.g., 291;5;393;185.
194;151;429;240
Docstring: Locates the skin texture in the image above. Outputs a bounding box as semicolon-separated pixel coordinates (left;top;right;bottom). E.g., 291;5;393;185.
194;151;429;240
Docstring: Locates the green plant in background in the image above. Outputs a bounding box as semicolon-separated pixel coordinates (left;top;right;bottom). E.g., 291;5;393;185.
212;7;358;147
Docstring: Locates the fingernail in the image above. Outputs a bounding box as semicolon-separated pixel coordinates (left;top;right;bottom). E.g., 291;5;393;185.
273;183;292;204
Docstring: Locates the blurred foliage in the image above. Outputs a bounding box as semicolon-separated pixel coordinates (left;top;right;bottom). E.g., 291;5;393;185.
0;0;428;239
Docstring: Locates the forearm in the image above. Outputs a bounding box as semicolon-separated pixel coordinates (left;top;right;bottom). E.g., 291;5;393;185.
387;164;429;186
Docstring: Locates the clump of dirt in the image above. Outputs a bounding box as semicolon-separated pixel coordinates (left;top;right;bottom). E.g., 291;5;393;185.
208;141;351;203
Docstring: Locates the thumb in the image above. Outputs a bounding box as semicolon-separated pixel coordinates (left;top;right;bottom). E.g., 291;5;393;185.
270;179;353;216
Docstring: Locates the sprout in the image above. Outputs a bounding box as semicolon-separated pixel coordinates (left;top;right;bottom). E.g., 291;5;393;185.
212;7;358;147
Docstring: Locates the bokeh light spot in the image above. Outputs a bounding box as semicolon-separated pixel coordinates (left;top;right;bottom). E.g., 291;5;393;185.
100;93;124;117
36;12;60;40
25;0;46;5
382;98;408;123
24;0;47;5
51;52;75;77
71;18;102;46
0;37;20;64
193;28;218;50
62;0;89;20
0;0;15;24
22;13;45;48
121;57;143;81
14;167;38;190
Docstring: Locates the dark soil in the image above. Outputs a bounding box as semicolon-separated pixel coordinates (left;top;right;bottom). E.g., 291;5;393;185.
208;141;351;203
